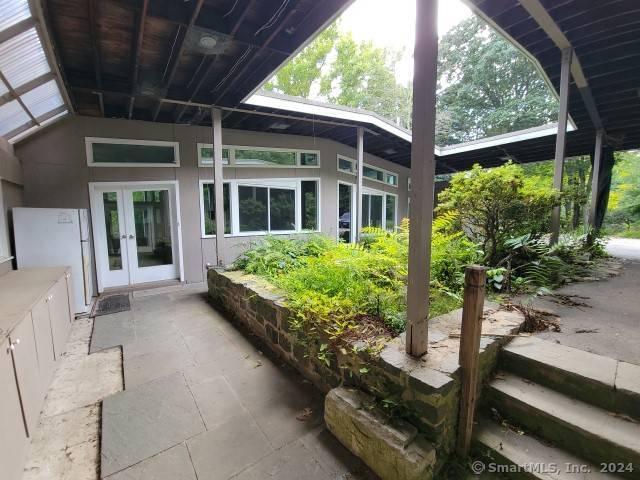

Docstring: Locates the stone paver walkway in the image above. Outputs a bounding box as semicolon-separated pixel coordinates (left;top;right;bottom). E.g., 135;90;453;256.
93;287;374;479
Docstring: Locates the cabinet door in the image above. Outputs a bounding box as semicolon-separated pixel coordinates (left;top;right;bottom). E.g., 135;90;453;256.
0;338;29;480
9;316;42;436
48;279;71;359
32;298;56;389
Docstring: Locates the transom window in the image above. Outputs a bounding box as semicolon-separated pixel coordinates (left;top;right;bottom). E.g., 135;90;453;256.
198;144;319;168
86;138;180;167
336;154;398;187
200;179;320;237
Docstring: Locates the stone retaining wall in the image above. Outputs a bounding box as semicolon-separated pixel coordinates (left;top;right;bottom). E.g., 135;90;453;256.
207;268;524;471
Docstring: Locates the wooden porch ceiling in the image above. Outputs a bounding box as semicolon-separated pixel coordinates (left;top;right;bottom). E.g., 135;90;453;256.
43;0;351;123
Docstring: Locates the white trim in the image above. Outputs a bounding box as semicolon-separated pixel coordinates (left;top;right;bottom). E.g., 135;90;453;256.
197;143;320;168
88;180;183;292
337;154;399;187
247;94;413;143
199;177;321;239
86;137;181;167
337;180;356;243
337;154;356;175
361;186;398;231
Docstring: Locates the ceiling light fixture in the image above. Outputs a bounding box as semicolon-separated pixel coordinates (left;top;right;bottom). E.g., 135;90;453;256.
199;35;218;50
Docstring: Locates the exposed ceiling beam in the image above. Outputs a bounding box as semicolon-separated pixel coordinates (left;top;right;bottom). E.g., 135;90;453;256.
518;0;604;131
87;0;104;116
128;0;148;119
0;17;36;44
151;0;205;121
0;72;55;107
211;3;300;105
175;0;256;124
0;70;39;126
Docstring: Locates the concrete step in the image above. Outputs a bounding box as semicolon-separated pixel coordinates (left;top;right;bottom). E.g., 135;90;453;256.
500;337;640;421
473;416;618;479
486;373;640;479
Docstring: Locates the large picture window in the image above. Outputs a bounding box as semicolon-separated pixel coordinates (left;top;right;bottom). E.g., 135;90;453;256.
200;179;320;237
198;144;319;168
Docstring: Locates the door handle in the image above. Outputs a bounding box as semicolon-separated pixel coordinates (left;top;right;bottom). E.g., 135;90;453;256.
128;234;135;239
121;234;127;239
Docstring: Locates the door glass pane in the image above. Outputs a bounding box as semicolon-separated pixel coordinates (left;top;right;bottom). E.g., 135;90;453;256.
338;183;352;242
269;188;296;231
385;195;396;230
238;186;268;232
370;195;383;228
362;194;371;228
202;183;231;235
102;192;122;271
132;190;173;267
301;181;318;230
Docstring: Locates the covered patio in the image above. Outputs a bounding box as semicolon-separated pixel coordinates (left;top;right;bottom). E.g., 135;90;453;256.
1;0;640;479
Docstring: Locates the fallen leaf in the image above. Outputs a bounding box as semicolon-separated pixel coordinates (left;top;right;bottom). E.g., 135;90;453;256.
296;407;313;421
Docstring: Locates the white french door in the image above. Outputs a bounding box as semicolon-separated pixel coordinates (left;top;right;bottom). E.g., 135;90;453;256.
91;182;180;291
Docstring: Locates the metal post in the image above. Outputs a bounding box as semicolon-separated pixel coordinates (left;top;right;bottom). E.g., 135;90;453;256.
550;47;572;244
355;127;364;242
212;107;225;265
588;129;604;228
406;0;439;357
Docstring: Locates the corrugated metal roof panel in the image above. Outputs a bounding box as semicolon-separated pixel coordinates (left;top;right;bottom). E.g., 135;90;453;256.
0;99;29;136
0;27;50;90
0;0;31;33
20;79;63;117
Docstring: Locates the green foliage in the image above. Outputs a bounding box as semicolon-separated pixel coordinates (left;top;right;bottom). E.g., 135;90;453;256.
437;162;560;265
437;17;558;145
604;151;640;238
233;218;479;340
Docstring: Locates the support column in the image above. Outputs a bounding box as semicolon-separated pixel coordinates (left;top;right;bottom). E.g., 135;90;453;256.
405;0;439;357
550;47;572;244
588;129;604;228
211;107;225;265
355;127;364;242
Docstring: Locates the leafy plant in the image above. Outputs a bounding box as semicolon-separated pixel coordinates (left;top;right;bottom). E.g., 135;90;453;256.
437;162;561;265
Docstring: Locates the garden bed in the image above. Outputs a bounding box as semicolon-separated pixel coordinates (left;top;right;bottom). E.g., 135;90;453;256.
207;267;524;471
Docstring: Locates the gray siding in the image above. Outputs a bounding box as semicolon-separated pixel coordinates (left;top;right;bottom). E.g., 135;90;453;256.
15;116;409;285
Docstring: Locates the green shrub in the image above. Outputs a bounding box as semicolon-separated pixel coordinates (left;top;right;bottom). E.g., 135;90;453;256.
437;162;560;265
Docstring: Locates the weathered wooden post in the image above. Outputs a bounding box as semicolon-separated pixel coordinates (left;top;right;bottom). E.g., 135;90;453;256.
456;265;487;456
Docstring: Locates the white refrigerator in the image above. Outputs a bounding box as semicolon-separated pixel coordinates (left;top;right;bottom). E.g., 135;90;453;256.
13;207;94;314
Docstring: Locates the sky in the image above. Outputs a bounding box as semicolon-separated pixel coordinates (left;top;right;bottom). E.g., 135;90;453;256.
338;0;472;85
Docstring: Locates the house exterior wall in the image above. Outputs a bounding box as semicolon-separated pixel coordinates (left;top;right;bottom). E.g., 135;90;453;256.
14;115;410;287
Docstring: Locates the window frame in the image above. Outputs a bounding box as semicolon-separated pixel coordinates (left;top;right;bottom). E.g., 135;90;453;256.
199;177;321;238
336;154;399;187
198;144;320;168
85;137;181;167
361;186;398;231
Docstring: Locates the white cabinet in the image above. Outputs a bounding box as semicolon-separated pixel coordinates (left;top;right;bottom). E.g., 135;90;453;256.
0;267;74;480
0;338;29;480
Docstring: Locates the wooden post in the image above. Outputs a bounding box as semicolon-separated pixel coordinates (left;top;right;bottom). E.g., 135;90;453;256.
456;265;487;457
588;129;604;229
550;47;572;245
406;0;439;357
211;107;225;266
355;127;364;242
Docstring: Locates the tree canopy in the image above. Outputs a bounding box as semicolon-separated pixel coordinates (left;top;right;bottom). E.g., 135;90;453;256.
265;15;561;146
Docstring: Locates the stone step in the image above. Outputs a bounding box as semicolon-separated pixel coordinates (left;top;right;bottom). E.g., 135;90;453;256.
486;373;640;479
500;337;640;421
473;416;618;479
325;387;436;480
